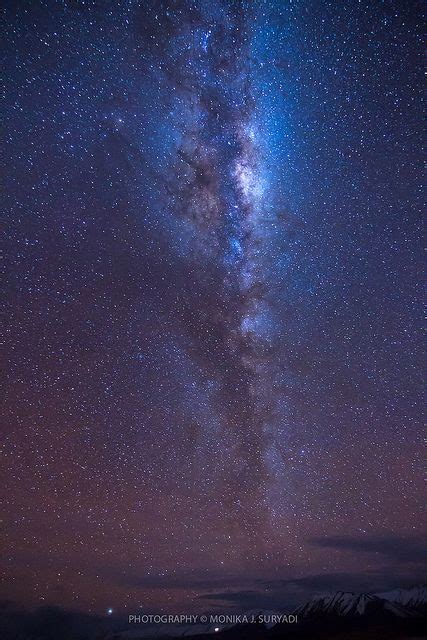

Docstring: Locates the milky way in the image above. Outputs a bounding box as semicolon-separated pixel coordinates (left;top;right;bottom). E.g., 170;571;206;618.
2;0;424;617
158;1;284;543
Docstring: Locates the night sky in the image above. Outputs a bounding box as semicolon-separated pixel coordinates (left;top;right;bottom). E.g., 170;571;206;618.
2;0;424;618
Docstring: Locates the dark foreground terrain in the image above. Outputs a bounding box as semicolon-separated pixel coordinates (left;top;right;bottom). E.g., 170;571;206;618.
2;587;426;640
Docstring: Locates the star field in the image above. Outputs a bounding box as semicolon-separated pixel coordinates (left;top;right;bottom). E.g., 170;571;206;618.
2;0;424;616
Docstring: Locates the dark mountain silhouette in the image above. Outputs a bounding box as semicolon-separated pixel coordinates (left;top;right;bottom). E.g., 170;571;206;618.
1;587;426;639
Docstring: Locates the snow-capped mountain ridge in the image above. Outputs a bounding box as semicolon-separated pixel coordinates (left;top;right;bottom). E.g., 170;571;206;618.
377;585;427;612
293;587;425;619
294;591;371;617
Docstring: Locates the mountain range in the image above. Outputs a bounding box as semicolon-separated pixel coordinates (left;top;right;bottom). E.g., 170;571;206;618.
113;585;427;640
2;586;426;639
